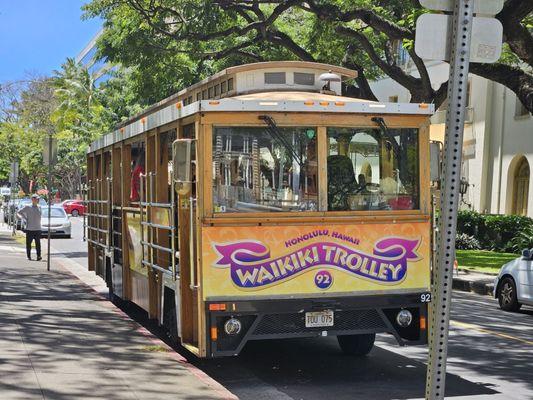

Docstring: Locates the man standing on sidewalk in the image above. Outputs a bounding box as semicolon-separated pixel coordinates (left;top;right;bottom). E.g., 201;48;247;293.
17;194;42;261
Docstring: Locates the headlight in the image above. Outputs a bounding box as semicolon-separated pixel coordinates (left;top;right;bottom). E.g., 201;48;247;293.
396;309;413;327
223;318;242;335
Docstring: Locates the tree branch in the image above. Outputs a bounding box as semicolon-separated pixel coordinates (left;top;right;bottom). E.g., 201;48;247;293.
497;0;533;68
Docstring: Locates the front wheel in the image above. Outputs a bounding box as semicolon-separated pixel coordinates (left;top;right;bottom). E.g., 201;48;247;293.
337;333;375;356
498;277;521;312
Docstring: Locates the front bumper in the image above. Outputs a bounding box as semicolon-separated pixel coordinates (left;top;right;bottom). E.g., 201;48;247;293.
206;292;429;357
41;226;71;236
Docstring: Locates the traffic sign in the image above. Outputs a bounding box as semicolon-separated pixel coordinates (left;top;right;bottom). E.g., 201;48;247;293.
43;137;58;166
420;0;504;14
9;161;19;184
415;14;503;63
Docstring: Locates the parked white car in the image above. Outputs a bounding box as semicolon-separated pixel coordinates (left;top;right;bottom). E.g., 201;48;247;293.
494;248;533;311
41;206;72;238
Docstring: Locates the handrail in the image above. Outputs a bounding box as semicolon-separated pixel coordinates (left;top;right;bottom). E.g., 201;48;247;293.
189;197;198;290
141;260;172;276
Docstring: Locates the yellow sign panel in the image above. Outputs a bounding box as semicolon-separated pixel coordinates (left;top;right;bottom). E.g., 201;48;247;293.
125;212;147;276
201;222;430;299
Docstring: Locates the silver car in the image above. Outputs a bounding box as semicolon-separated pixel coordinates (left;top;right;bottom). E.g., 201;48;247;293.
41;206;72;238
494;248;533;311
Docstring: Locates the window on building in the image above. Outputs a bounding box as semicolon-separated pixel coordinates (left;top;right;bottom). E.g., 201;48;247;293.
196;93;201;101
202;89;208;100
208;87;214;98
221;81;227;93
515;98;530;118
212;126;318;213
327;127;419;211
264;72;286;84
227;78;234;91
214;84;220;97
294;72;315;86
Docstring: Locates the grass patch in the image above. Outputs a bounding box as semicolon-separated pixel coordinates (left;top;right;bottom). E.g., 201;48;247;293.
138;345;169;352
456;249;518;274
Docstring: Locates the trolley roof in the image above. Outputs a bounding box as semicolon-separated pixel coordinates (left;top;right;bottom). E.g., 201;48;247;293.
88;62;434;153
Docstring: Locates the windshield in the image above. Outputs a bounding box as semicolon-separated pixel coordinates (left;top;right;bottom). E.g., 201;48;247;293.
212;126;318;212
327;127;419;211
42;208;66;218
19;198;47;207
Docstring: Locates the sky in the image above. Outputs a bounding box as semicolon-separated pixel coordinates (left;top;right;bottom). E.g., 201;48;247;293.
0;0;102;83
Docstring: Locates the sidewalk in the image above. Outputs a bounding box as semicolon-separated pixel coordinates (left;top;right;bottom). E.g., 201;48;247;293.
0;226;236;400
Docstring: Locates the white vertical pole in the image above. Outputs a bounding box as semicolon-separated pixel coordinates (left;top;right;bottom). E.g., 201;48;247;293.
426;0;473;399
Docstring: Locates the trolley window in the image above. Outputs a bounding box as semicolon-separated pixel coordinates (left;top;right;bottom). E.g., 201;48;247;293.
213;127;318;213
327;127;419;211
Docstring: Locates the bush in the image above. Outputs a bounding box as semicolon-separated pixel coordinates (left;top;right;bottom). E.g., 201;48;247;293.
455;233;482;250
509;225;533;252
456;210;533;252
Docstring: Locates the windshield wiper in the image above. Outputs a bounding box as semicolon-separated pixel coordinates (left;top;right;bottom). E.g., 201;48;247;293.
259;115;303;167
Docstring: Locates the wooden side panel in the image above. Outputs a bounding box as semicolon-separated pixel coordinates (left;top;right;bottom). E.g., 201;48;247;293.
317;126;328;212
201;112;427;128
87;155;95;272
146;134;158;319
121;145;132;300
419;121;431;215
154;129;169;320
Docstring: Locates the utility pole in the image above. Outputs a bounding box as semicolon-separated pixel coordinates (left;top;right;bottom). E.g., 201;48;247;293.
43;133;57;272
46;133;52;271
416;0;504;399
425;1;473;397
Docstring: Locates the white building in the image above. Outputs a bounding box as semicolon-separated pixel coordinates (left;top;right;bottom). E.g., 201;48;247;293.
75;29;113;85
371;60;532;218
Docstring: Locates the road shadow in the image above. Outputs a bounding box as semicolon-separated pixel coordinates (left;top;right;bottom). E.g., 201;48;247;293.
191;336;497;400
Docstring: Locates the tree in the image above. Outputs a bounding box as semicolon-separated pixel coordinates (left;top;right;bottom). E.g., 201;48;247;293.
83;0;533;112
0;77;55;191
0;60;142;198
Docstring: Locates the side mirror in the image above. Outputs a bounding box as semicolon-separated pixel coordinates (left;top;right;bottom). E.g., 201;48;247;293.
522;249;532;260
430;141;442;183
172;139;194;195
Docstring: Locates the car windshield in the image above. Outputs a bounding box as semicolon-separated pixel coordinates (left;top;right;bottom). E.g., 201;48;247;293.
42;208;66;218
19;198;47;207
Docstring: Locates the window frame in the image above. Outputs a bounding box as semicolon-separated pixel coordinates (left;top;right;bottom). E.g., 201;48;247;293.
203;117;428;220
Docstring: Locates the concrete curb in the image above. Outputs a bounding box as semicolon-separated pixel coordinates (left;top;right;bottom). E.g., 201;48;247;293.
452;276;495;296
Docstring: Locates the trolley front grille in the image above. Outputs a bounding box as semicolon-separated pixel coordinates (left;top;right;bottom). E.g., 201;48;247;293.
252;309;386;336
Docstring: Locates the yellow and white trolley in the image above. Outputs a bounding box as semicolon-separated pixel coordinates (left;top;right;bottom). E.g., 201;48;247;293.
86;61;434;358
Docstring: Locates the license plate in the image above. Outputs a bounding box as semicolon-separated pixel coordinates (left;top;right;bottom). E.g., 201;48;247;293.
305;310;334;328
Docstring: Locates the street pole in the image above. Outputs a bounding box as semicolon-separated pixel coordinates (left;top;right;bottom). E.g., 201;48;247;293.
82;183;87;242
47;134;52;271
425;0;473;398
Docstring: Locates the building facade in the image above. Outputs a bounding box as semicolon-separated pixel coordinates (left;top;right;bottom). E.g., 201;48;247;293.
75;29;113;85
371;61;532;218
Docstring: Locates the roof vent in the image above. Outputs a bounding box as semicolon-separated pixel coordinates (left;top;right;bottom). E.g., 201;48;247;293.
319;71;341;95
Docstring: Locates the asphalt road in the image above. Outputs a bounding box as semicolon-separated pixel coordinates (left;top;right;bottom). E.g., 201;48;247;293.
48;217;533;400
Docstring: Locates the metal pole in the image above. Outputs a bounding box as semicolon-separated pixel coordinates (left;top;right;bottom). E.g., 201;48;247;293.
426;0;473;399
47;135;52;271
82;183;87;242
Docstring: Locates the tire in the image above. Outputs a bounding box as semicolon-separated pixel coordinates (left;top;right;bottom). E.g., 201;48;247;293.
498;277;521;312
71;209;79;217
66;235;71;239
337;333;375;356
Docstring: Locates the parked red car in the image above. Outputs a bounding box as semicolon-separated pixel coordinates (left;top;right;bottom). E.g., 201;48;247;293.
61;199;86;217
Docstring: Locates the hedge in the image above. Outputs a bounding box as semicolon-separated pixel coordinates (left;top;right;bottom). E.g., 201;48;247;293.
456;210;533;252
